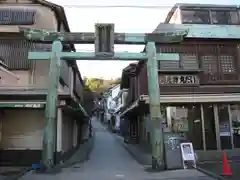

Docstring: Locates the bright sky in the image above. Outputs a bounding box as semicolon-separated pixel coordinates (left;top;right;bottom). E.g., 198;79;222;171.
49;0;237;79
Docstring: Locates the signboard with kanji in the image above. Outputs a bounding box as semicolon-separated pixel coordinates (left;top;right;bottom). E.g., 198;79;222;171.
0;103;45;108
159;75;199;85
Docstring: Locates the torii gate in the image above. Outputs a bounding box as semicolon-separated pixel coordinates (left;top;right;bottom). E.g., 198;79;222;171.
22;24;188;171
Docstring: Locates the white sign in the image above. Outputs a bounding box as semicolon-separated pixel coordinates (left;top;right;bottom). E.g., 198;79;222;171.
180;142;196;169
13;104;42;108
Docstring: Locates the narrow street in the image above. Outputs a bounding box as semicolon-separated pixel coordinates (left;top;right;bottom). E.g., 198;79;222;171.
19;117;217;180
64;117;149;180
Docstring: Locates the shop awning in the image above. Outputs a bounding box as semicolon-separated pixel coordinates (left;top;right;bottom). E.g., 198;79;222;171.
61;103;89;119
119;100;139;117
120;93;240;116
141;93;240;103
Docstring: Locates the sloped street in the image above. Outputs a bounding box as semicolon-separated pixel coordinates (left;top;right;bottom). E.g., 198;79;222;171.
19;117;216;180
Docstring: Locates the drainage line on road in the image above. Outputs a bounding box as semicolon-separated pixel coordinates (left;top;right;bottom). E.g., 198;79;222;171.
196;166;226;180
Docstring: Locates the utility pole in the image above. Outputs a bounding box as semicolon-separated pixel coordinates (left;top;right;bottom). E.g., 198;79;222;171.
23;24;187;171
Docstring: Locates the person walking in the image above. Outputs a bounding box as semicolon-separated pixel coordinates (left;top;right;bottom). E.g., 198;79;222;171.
121;118;129;143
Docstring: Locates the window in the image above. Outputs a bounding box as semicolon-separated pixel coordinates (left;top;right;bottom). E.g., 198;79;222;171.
34;44;52;52
200;52;236;82
181;9;210;24
200;54;235;73
158;60;179;70
219;55;235;73
0;8;35;25
230;11;239;24
211;10;239;24
181;54;198;69
158;54;199;70
200;55;218;73
0;39;33;69
158;45;199;70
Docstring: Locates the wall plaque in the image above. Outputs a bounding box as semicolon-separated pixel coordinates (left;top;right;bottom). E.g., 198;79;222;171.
159;75;199;85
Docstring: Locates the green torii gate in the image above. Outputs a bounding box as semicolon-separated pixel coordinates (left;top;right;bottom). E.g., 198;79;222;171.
22;24;187;171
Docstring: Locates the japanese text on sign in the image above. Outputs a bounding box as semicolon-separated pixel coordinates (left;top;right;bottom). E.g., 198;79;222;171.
159;75;199;85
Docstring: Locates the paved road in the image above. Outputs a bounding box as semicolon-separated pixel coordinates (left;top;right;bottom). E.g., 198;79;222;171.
19;117;216;180
61;117;149;180
199;161;240;180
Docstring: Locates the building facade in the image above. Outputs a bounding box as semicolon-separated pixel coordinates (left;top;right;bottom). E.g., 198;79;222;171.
120;3;240;161
0;0;88;166
100;84;120;125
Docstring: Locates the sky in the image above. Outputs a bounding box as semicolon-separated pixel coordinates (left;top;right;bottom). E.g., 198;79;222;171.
49;0;237;79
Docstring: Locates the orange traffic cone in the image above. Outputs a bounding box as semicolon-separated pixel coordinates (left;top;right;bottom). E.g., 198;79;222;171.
221;152;232;177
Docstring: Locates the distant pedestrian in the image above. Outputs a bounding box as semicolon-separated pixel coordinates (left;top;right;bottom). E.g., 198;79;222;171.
120;118;129;143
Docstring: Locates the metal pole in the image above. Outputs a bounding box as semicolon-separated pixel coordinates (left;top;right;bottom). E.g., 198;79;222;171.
146;42;165;170
42;40;62;169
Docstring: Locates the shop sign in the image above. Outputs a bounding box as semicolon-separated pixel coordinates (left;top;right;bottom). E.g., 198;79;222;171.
180;142;196;169
159;75;199;85
0;103;45;108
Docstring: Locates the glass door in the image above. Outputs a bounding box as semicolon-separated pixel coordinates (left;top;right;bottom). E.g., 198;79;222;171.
230;104;240;148
217;104;232;149
202;104;217;150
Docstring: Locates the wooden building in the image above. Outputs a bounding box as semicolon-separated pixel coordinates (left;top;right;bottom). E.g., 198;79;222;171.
120;3;240;162
0;0;88;166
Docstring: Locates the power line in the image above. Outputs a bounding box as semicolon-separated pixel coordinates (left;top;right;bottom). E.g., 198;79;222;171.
60;5;174;9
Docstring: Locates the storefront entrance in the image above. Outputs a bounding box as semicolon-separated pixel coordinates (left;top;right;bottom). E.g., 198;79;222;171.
165;103;240;152
138;94;240;161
